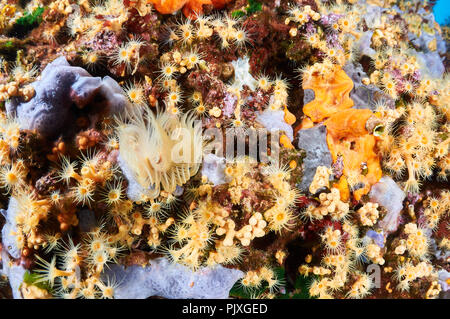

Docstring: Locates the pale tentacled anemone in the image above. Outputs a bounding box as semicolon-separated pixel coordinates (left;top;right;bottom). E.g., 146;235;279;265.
115;107;204;199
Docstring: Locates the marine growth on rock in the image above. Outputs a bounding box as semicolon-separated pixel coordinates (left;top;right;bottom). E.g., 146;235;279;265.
0;0;448;301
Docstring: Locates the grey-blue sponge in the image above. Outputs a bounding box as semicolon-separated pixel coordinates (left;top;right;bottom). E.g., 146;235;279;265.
6;56;129;138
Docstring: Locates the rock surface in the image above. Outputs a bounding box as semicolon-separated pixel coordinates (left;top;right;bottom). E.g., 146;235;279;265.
256;109;294;141
1;250;25;299
343;63;394;111
369;176;406;234
303;88;315;105
231;57;257;91
358;30;376;58
297;125;332;192
6;56;129;138
103;257;243;299
1;197;21;259
414;50;445;79
77;209;97;233
201;154;229;186
117;153;154;202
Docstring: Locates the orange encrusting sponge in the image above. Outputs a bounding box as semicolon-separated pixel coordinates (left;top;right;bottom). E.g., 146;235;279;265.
324;109;382;201
302;64;354;123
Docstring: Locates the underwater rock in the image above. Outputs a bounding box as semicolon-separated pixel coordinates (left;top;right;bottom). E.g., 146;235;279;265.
343;63;394;111
413;50;445;79
6;56;129;138
358;31;376;58
0;0;447;301
117;153;153;202
117;152;185;201
390;5;404;14
173;185;184;196
365;229;385;248
98;76;132;114
369;176;406;234
2;223;21;259
201;154;229;186
231;57;257;91
104;257;243;299
409;30;434;52
222;92;238;118
303;89;315;105
297;125;332;192
408;14;447;56
1;250;25;299
436;34;447;55
1;197;21;259
3;196;18;226
438;270;449;292
431;238;450;262
364;5;382;29
256;109;294;141
77;209;97;233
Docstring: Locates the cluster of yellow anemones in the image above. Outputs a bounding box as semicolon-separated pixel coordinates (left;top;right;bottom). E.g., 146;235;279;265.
394;260;436;292
357;202;380;227
239;266;283;294
285;5;320;26
0;112;21;157
403;223;430;259
309;166;331;194
423;193;450;230
302;188;350;222
366;243;385;265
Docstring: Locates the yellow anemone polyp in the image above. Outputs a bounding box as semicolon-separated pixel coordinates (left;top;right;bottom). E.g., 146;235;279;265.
324;109;382;201
302;64;354;123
